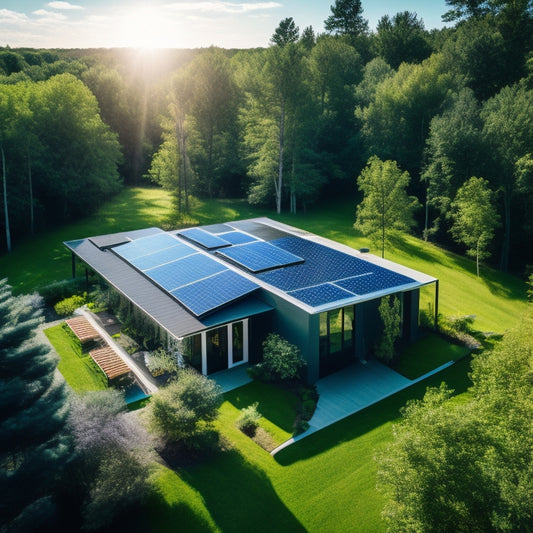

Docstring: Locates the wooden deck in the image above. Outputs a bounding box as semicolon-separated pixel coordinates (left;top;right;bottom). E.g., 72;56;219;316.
89;346;131;380
65;316;100;343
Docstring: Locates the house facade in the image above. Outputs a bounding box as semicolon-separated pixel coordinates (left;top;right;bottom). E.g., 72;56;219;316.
65;218;438;383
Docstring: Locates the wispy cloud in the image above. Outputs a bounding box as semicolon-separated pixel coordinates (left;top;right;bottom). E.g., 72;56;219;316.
33;9;67;21
164;2;282;14
47;1;84;10
0;9;28;24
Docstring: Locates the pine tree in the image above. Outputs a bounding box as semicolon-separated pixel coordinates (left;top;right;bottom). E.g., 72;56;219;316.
0;278;71;529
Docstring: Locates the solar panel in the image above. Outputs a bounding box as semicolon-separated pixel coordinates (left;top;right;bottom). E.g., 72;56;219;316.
146;253;227;291
114;232;179;261
218;231;258;245
177;227;231;249
216;241;304;273
336;271;414;295
288;283;354;307
129;243;195;271
171;270;259;316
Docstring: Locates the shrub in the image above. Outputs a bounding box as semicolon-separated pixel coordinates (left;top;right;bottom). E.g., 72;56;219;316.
145;368;223;448
252;333;306;383
236;403;261;436
54;293;87;316
375;295;401;363
38;277;86;306
146;347;178;377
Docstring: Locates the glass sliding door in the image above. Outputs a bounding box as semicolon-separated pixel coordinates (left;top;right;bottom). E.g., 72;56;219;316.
206;326;228;374
232;321;244;364
319;305;356;378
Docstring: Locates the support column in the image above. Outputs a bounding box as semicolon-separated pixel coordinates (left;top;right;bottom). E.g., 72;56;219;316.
71;252;76;279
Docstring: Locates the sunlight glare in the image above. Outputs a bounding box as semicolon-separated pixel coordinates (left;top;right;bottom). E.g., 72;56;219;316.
118;5;181;49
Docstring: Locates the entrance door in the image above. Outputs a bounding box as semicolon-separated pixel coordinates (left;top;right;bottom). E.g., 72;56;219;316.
206;326;228;374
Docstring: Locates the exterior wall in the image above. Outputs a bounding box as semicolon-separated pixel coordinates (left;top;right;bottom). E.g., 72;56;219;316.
258;290;318;384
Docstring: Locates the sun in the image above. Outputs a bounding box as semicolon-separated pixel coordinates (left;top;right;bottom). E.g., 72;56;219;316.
118;6;174;49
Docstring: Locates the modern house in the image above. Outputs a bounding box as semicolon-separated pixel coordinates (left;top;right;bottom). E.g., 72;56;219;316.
64;218;438;383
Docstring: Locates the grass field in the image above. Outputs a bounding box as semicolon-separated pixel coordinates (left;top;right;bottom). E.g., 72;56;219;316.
44;323;108;392
2;186;528;532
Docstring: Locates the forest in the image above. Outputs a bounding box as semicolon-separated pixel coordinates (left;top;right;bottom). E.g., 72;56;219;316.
0;0;532;275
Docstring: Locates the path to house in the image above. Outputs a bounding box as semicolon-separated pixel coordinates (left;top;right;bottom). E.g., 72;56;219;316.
270;358;453;455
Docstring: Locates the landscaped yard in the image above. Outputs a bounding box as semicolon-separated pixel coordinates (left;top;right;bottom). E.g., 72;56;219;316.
44;323;107;392
3;186;528;531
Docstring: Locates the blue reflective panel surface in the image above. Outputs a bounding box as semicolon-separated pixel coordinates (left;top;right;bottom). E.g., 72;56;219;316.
216;241;304;273
130;243;195;271
146;253;227;291
218;231;258;245
114;232;180;261
288;283;354;307
171;270;259;316
336;271;414;295
177;227;231;249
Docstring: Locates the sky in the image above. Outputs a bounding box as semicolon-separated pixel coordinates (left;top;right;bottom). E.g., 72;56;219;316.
0;1;451;50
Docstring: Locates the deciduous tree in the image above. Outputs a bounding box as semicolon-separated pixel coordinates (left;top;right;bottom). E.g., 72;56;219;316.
449;176;500;276
354;157;419;258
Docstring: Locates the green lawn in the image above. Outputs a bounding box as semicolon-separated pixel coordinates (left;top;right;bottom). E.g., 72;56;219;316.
393;333;471;380
44;323;107;392
147;356;473;533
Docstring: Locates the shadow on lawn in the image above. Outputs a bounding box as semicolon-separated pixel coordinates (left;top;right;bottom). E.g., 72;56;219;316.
182;448;306;533
274;356;473;467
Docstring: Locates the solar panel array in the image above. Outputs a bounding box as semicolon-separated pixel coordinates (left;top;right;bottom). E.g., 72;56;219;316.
112;223;417;316
256;236;416;308
176;227;231;249
113;232;259;316
216;240;304;273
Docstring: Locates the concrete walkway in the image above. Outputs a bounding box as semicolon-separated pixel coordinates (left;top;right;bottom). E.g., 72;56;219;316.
270;358;454;455
76;308;159;394
212;364;252;392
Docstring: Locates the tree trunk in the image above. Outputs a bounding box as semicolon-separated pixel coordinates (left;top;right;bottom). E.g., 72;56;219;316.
499;185;512;272
424;186;429;242
276;99;285;214
476;238;480;278
1;145;12;252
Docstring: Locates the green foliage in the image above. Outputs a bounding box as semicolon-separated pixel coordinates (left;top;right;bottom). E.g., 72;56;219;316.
146;347;179;377
354;156;420;257
375;295;401;362
449;176;500;276
236;402;262;435
378;312;533;532
38;278;87;306
374;11;432;69
66;390;153;531
0;279;72;529
324;0;369;37
146;368;223;447
252;333;306;383
53;293;87;316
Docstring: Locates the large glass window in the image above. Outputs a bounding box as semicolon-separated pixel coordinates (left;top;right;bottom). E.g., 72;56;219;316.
182;334;202;372
232;322;244;363
206;326;228;374
319;305;356;377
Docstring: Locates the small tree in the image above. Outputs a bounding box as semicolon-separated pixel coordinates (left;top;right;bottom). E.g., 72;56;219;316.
354;156;420;258
253;333;306;382
146;368;223;448
65;389;154;531
449;176;500;277
375;295;402;363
